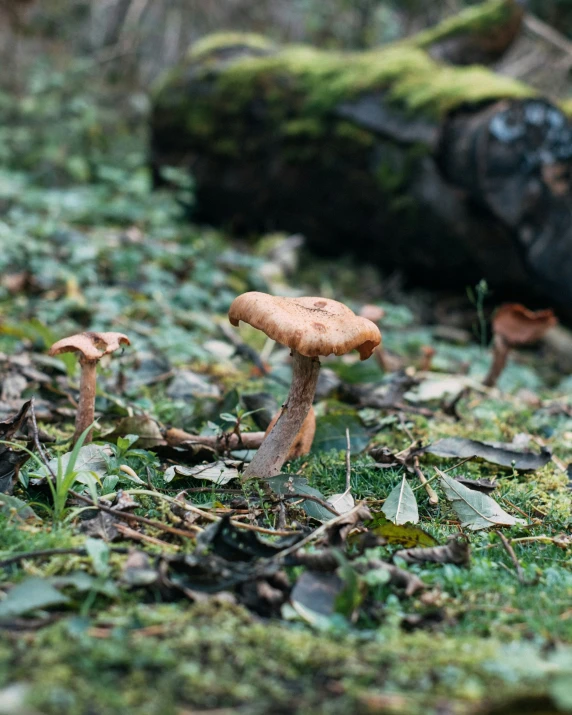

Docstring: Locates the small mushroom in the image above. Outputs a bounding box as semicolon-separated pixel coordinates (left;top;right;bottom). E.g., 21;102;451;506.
228;292;381;479
418;346;436;372
483;304;557;388
49;331;131;444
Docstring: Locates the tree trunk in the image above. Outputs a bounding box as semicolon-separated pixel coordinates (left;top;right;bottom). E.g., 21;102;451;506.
150;2;572;314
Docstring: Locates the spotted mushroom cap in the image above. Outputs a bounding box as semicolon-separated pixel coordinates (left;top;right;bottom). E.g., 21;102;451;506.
492;304;557;346
49;332;131;361
228;292;381;360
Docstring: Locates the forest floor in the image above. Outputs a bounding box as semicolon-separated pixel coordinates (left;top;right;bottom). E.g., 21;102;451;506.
0;63;570;715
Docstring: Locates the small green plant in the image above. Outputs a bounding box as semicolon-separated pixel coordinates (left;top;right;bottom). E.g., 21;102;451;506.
10;424;101;523
467;278;490;351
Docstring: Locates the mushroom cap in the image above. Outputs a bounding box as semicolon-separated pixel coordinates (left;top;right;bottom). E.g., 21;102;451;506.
228;292;381;360
49;332;131;361
492;304;557;346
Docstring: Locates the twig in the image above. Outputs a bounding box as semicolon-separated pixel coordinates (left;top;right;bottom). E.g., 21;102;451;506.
398;413;415;442
440;456;475;473
500;497;535;520
0;546;128;569
413;456;439;506
345;427;351;493
495;530;526;584
117;489;301;537
475;535;561;551
115;523;179;550
68;490;203;538
281;493;340;516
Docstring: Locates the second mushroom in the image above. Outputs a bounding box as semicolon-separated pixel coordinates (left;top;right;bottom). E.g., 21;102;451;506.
49;332;131;445
228;292;381;479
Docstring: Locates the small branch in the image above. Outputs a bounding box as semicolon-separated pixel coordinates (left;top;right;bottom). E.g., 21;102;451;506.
345;427;351;492
413;456;439;506
115;523;179;550
495;530;526;584
68;490;203;538
116;489;301;537
283;493;340;516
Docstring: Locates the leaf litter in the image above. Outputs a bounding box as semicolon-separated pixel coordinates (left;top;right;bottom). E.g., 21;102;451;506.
0;55;571;714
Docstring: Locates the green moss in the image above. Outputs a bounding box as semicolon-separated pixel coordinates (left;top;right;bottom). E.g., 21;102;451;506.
333;120;374;145
207;39;534;121
187;32;275;62
3;601;569;714
282;118;324;138
413;0;518;49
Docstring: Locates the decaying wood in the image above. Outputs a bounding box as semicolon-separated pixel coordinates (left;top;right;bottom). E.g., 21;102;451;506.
151;4;572;315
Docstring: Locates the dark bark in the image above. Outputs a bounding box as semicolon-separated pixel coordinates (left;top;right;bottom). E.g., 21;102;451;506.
150;20;572;314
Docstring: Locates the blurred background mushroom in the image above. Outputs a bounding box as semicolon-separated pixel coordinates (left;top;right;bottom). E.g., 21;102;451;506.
483;304;557;387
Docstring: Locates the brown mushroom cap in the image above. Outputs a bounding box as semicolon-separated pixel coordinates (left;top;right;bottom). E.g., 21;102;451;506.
492;304;557;346
229;292;381;360
49;332;131;361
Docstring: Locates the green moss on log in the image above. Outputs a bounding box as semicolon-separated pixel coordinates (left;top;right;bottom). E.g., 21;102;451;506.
413;0;519;49
216;42;533;119
155;32;535;128
188;32;276;61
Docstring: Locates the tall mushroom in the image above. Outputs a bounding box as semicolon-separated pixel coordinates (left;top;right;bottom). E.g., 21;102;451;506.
49;332;131;444
483;304;557;387
228;292;381;479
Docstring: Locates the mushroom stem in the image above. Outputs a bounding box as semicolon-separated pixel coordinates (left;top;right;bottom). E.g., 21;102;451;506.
74;359;97;445
483;334;510;388
242;351;320;480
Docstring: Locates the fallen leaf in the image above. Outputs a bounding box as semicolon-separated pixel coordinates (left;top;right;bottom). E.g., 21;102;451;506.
0;494;38;521
326;505;372;546
43;444;110;480
0;577;69;619
290;558;362;625
312;412;370;454
164;460;240;485
106;415;164;449
266;475;333;521
454;476;497;494
394;534;470;566
197;514;300;562
365;514;438;547
355;558;426;596
404;376;480;403
382;476;419;525
327;491;355;514
424;437;550;471
290;571;346;626
0;400;32;493
439;471;526;531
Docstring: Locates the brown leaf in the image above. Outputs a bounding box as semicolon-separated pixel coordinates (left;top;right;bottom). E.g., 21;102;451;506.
393;534;470;566
326;505;371;547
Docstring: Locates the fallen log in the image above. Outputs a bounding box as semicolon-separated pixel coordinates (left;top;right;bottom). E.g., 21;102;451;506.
150;3;572;314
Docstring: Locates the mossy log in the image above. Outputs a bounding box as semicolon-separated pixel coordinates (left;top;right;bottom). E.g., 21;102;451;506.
150;9;572;312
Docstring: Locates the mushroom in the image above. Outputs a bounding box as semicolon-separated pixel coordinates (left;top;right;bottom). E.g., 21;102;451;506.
483;304;557;388
228;292;381;479
265;406;316;460
49;331;131;444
